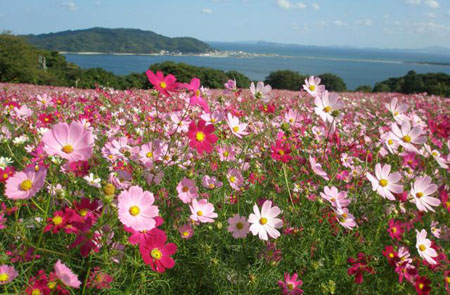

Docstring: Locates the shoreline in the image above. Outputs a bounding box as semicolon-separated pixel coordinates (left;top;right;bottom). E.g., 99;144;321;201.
59;50;279;58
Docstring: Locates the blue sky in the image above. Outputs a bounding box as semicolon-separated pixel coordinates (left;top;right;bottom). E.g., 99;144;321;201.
1;0;450;49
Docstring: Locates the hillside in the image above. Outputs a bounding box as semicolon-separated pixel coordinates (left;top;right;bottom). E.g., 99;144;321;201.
25;27;213;54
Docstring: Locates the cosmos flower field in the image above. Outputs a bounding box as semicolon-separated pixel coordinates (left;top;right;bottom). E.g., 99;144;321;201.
0;73;449;295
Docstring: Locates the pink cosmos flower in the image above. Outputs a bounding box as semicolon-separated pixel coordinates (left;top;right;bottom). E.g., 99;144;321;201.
139;140;163;167
303;76;325;98
217;145;236;161
309;156;329;181
250;81;272;103
278;272;304;295
366;163;403;201
182;77;210;113
227;214;250;239
54;260;81;288
320;186;351;208
314;91;344;124
201;175;223;190
226;113;248;138
0;265;18;285
416;229;438;265
390;121;426;152
5;167;47;200
227;168;244;190
117;186;159;232
248;200;283;240
335;207;357;230
200;110;225;124
176;178;199;204
139;230;177;273
410;176;440;212
385;97;409;123
187;119;218;155
178;224;194;239
189;199;217;223
146;70;178;97
424;144;448;169
42;121;94;162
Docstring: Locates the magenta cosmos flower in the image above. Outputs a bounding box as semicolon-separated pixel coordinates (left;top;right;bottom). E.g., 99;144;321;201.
189;199;217;223
118;186;159;232
42;121;94;162
5;167;46;200
146;70;178;97
54;260;81;288
278;272;304;295
139;230;177;273
182;77;210;113
187;119;218;155
410;176;440;212
0;265;18;285
227;214;250;239
366;163;403;201
248;200;283;241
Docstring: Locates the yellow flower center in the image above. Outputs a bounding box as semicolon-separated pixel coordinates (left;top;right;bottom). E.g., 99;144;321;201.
20;179;33;191
208;183;215;189
3;173;9;179
287;283;294;290
196;131;206;142
32;289;41;295
236;222;244;230
151;248;162;259
0;273;9;282
182;186;189;192
223;151;229;157
195;90;201;97
278;150;285;156
146;151;153;158
431;151;438;157
232;126;239;133
416;192;424;198
80;209;88;217
392;227;397;233
52;216;63;225
259;217;268;225
197;210;203;216
323;106;332;113
402;135;411;143
309;85;315;91
387;139;393;145
211;118;216;123
446;276;450;283
62;144;74;154
48;281;57;289
44;118;49;122
229;176;236;183
183;231;190;237
419;244;426;252
419;283;424;290
389;253;394;258
379;179;388;187
160;81;167;89
394;111;399;116
129;206;140;216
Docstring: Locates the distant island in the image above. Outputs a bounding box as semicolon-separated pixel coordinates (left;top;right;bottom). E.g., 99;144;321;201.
25;27;213;54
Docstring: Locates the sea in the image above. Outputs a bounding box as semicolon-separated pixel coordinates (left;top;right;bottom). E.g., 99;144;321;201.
63;42;450;90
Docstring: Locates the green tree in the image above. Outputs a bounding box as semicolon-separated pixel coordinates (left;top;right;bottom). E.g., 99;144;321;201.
318;73;347;92
264;70;306;90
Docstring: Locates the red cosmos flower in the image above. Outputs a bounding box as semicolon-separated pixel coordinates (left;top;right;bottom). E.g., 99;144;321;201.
72;198;101;221
44;208;82;234
382;245;399;267
25;270;51;295
347;252;375;284
187;119;218;155
182;77;210;113
86;267;113;290
69;216;100;257
124;216;164;246
0;166;15;183
38;113;54;125
259;103;275;114
146;70;179;97
271;139;292;163
444;270;450;294
414;276;431;295
439;185;450;213
387;219;404;241
139;230;177;273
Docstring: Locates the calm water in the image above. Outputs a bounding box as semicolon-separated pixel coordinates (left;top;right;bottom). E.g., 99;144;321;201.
63;43;450;90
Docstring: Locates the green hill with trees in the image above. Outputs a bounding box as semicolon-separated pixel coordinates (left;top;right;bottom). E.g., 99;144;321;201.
25;27;213;54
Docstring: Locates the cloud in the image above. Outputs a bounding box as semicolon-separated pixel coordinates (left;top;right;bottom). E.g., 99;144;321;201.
355;18;373;26
277;0;306;9
405;0;421;5
312;3;320;10
424;0;439;8
333;20;346;26
61;1;78;11
202;8;213;14
425;12;436;18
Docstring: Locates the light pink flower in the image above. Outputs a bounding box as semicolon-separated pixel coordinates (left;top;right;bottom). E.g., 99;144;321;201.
0;265;18;285
314;91;344;124
320;186;351;208
226;113;248;138
250;81;272;103
248;200;283;240
227;214;250;239
54;260;81;288
390;121;426;152
217;145;236;161
189;199;217;223
415;229;438;265
424;144;448;169
227;168;244;190
42;121;94;162
410;176;440;212
334;207;357;230
117;186;159;231
201;175;223;190
179;224;194;239
303;76;325;97
309;156;329;181
5;167;47;200
366;163;403;201
177;178;199;204
385;97;409;123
